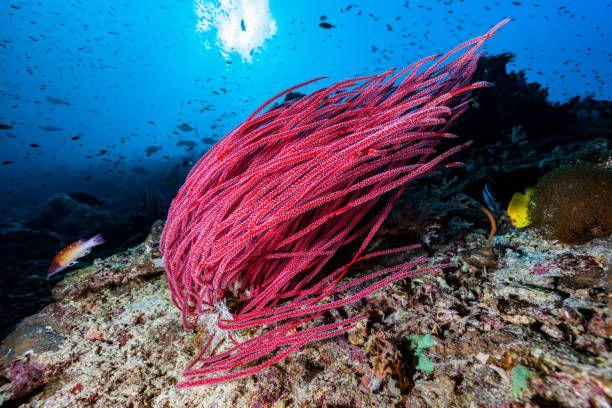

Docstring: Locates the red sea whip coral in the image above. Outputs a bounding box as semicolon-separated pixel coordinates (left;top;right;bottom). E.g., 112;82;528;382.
160;19;509;387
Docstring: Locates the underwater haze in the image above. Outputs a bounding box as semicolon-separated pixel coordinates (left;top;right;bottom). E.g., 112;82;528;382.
0;1;610;218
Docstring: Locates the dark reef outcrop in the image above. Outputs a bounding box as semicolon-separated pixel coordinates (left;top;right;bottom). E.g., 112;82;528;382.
0;193;168;340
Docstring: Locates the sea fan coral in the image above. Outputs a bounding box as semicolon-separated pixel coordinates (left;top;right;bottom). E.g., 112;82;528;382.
160;19;509;386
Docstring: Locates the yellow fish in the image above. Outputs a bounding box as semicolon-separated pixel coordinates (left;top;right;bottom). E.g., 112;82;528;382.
507;187;535;228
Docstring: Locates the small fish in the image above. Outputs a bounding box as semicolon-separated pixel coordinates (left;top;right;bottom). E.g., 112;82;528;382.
146;145;161;156
0;123;13;130
39;125;63;132
177;140;196;151
319;22;334;29
482;184;500;214
240;19;246;32
67;192;103;206
177;123;194;132
507;187;535;228
48;234;105;278
45;96;70;105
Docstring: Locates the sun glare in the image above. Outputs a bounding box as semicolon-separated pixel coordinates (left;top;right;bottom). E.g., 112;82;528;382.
195;0;277;62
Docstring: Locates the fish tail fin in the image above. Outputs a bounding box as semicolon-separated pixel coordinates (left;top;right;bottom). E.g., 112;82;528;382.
88;234;105;247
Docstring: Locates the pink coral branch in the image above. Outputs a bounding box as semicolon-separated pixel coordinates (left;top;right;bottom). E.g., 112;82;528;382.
160;19;509;386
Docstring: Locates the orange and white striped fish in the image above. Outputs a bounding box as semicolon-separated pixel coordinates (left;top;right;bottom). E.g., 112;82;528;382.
47;234;105;278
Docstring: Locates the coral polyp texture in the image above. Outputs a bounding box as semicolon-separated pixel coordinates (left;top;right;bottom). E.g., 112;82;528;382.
530;164;612;244
159;19;509;386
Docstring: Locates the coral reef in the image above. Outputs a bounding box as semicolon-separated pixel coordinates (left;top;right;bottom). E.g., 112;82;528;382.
0;223;63;341
25;193;112;239
1;214;609;406
530;165;611;243
0;52;610;405
161;21;509;386
0;193;169;340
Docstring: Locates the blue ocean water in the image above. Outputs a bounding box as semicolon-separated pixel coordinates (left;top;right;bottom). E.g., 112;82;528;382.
0;0;609;217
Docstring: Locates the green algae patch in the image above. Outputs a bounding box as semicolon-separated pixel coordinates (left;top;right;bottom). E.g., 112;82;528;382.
511;364;534;398
409;334;436;374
